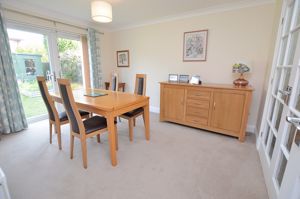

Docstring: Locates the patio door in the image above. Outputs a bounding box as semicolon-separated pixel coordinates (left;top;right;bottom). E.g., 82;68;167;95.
7;25;85;122
57;35;84;90
257;0;300;198
7;27;57;122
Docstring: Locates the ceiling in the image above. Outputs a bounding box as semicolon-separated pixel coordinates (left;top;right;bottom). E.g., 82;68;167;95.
1;0;273;31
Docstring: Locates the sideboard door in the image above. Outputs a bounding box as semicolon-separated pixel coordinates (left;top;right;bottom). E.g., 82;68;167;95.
161;86;185;122
211;91;245;135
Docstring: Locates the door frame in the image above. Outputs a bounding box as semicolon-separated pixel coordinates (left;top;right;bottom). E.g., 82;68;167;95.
256;1;286;150
257;0;300;198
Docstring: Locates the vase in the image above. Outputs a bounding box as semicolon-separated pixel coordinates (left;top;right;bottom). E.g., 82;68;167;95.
233;73;249;87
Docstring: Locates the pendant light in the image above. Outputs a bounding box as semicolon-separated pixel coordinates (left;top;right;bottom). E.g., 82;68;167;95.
91;1;112;23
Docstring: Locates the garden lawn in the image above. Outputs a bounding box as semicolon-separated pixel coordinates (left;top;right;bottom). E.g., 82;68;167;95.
21;95;47;118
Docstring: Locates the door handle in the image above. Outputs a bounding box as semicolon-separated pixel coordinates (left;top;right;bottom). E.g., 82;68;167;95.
280;86;292;95
278;89;291;96
286;116;300;147
53;72;57;81
286;116;300;129
279;86;292;104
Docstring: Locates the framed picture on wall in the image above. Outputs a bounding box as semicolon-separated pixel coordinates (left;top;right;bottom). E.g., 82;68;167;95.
183;30;208;62
117;50;130;67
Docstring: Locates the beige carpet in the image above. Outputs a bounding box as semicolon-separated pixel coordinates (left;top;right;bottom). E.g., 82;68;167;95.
0;113;268;199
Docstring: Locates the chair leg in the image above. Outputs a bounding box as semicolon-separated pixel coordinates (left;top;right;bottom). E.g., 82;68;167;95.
133;118;136;127
56;124;62;150
142;114;145;125
70;134;74;159
115;125;118;150
97;134;101;143
81;138;88;169
129;118;134;142
49;121;53;144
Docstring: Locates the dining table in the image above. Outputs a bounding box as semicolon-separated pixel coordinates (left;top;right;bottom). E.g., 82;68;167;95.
50;88;150;166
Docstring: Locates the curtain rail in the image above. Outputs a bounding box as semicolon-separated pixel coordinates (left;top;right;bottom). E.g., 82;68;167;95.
2;7;104;35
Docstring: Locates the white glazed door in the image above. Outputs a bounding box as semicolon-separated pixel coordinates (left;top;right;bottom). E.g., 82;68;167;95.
257;0;300;198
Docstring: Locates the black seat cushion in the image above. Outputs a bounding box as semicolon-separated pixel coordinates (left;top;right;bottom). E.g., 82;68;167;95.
83;116;117;134
122;107;144;118
59;110;90;122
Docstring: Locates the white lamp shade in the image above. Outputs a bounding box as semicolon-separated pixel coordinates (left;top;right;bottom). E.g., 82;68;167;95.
91;1;112;23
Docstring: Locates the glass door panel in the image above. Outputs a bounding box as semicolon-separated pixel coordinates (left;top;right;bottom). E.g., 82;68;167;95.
57;37;84;90
7;28;54;119
275;152;288;187
287;29;300;65
285;121;297;152
294;1;300;27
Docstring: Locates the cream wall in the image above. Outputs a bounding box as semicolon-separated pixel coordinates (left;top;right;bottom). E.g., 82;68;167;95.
105;4;277;132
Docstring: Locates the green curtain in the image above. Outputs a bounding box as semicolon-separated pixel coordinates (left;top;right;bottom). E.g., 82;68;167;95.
0;9;28;134
87;28;103;89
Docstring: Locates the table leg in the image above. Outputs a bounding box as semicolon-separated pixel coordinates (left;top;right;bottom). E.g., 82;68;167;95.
143;101;150;140
107;115;117;166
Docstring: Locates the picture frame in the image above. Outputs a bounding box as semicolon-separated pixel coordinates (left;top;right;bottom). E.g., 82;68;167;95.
117;50;130;67
189;75;201;84
179;75;189;83
168;74;178;82
183;30;208;62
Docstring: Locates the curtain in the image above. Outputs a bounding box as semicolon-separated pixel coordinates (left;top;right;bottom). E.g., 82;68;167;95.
87;28;103;89
0;9;28;134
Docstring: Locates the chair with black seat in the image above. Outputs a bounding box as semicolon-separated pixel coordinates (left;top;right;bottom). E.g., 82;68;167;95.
57;78;118;169
110;72;121;123
37;76;90;150
120;74;146;141
109;72;119;91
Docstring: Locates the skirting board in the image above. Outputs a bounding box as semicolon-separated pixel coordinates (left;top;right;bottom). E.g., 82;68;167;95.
150;106;256;134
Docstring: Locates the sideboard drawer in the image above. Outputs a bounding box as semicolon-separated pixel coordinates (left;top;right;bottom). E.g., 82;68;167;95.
186;99;210;109
186;106;209;118
186;115;208;125
187;90;211;100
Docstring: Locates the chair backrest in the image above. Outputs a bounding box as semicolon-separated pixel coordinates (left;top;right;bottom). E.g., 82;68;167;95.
134;74;147;96
109;73;119;91
36;76;59;122
57;78;85;135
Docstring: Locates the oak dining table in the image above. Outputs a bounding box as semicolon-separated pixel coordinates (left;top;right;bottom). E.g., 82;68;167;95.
50;88;150;166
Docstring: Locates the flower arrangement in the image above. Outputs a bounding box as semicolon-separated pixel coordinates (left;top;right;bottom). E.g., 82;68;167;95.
232;63;250;74
232;62;250;86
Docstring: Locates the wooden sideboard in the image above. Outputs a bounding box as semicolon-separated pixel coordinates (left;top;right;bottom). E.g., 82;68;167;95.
159;82;253;141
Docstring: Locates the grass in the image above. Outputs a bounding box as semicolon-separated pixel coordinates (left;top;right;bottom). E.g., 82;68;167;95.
20;82;82;118
21;95;47;118
19;80;53;92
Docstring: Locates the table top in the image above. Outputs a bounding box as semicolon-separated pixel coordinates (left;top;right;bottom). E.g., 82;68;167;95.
51;88;149;112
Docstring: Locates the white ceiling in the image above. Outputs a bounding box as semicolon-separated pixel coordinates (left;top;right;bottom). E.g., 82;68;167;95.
1;0;274;31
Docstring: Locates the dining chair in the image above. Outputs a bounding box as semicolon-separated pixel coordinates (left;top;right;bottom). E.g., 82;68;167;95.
109;72;122;122
109;72;119;91
37;76;90;150
120;74;147;141
57;78;118;169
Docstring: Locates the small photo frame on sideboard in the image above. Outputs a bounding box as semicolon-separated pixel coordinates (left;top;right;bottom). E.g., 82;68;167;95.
179;75;189;83
189;75;201;84
168;74;178;82
117;50;130;67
